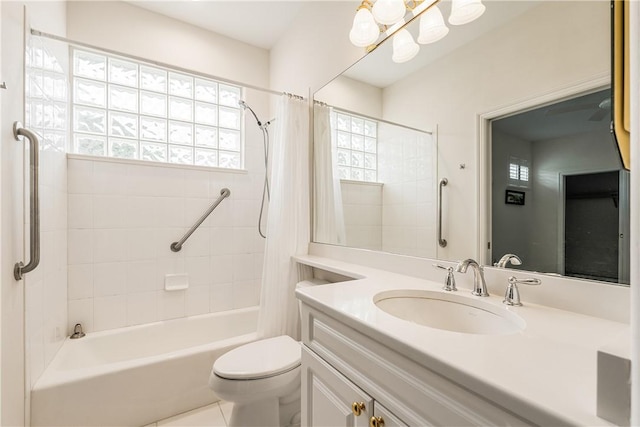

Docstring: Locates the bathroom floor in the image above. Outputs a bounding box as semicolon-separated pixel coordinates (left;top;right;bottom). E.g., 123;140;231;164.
144;401;233;427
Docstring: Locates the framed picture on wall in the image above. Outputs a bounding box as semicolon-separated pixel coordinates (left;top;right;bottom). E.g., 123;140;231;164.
505;190;525;205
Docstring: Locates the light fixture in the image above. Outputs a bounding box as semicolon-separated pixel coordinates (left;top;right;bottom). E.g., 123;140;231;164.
449;0;486;25
392;29;419;63
372;0;407;25
349;2;380;47
417;5;449;44
349;0;486;64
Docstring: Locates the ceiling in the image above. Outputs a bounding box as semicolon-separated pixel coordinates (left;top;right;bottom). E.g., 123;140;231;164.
492;89;612;142
127;1;306;49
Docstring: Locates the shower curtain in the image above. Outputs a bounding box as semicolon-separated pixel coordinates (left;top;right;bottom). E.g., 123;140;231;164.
313;105;346;245
258;95;311;339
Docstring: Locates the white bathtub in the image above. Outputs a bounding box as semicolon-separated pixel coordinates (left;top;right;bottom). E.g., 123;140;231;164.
31;307;259;427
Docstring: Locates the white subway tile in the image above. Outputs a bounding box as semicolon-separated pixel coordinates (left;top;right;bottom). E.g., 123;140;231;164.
93;229;128;263
232;227;255;254
93;262;127;297
126;196;160;228
211;255;233;284
157;256;186;279
157;228;187;258
158;291;185;320
208;172;233;199
233;280;260;309
232;254;254;282
68;299;94;334
68;264;93;300
67;159;93;194
232;199;257;227
156;197;185;228
185;198;213;229
126;292;158;326
68;229;93;265
209;283;234;313
181;227;210;257
183;170;209;199
208;199;233;227
126;260;161;293
68;192;91;230
93;195;128;229
186;286;210;316
126;228;158;261
210;228;233;255
185;256;212;286
93;161;128;195
94;295;126;331
127;164;184;197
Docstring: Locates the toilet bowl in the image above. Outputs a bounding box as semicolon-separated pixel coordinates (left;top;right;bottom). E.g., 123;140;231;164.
208;279;329;427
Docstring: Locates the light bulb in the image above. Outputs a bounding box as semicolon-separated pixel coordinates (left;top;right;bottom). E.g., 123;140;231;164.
449;0;486;25
372;0;406;26
349;8;380;47
417;5;449;44
392;29;419;63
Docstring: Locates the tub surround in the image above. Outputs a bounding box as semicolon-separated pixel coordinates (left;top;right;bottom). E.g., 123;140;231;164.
294;252;628;426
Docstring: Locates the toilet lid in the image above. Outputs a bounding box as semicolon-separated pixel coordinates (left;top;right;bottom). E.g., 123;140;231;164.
213;335;301;380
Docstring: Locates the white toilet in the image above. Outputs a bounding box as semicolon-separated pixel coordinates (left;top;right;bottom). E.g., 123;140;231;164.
208;279;328;427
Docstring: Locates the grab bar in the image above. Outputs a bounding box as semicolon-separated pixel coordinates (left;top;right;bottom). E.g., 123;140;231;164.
14;122;40;280
438;178;448;248
170;188;231;252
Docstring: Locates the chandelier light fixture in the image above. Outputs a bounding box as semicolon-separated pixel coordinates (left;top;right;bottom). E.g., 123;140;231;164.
349;0;486;63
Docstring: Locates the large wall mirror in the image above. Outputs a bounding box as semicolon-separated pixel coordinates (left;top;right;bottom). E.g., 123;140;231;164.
313;0;630;286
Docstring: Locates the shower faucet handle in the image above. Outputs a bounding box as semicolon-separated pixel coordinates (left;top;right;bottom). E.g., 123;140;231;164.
433;264;457;292
503;276;541;306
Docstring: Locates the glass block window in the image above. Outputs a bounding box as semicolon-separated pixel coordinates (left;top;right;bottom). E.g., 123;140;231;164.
331;110;377;182
25;37;68;152
71;48;243;169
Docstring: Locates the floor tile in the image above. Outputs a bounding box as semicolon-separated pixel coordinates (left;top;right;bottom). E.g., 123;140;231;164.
157;402;226;426
219;401;234;424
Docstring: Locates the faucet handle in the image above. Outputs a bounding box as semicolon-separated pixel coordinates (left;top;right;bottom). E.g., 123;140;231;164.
433;264;457;292
504;276;541;306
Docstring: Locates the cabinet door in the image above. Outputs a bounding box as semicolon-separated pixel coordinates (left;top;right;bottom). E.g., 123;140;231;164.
302;347;373;427
372;402;409;427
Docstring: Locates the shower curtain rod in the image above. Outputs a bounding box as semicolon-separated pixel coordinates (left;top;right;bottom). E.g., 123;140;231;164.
30;29;306;100
314;100;433;135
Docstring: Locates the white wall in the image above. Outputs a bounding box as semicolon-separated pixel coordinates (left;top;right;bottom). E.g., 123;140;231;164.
491;129;533;266
315;75;382;118
530;128;621;273
384;1;610;261
270;1;364;96
65;2;271;333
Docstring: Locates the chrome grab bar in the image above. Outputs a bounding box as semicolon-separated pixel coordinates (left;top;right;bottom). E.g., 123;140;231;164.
13;122;40;280
438;178;448;248
170;188;231;252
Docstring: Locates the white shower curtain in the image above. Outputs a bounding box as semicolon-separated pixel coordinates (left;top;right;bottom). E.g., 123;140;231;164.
258;95;311;339
313;105;346;245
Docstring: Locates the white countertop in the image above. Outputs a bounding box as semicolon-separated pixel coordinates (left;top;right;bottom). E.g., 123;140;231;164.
294;254;629;426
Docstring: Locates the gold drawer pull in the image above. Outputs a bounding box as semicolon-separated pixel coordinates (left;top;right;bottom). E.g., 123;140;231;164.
369;416;385;427
351;402;366;416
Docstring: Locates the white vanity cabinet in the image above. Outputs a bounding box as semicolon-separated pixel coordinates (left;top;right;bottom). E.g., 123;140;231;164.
300;303;533;427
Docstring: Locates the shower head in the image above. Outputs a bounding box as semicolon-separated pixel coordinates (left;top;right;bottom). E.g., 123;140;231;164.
238;99;262;127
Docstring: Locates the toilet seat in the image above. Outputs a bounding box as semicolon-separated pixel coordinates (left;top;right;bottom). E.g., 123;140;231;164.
213;335;301;380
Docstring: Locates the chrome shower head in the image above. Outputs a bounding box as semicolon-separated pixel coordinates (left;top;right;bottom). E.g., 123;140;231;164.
238;99;261;127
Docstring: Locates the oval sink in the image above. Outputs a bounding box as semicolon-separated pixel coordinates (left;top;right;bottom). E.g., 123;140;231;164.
374;290;525;335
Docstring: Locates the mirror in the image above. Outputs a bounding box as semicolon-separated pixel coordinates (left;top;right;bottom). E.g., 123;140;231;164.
313;0;628;285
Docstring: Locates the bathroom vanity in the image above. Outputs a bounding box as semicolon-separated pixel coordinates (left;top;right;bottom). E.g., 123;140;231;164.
295;254;628;426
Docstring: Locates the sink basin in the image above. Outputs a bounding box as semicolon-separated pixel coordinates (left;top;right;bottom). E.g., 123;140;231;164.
374;290;525;335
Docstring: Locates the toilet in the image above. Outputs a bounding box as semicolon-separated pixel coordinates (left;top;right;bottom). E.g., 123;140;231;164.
208;279;329;427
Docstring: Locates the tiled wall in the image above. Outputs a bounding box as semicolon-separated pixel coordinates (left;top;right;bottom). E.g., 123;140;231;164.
67;157;265;333
25;35;69;388
378;124;437;258
340;181;382;250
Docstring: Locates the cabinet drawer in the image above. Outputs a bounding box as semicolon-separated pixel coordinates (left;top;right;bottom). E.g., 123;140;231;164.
373;402;409;427
302;305;532;426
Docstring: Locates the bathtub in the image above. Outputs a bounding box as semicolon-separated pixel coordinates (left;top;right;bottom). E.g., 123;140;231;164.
31;306;259;427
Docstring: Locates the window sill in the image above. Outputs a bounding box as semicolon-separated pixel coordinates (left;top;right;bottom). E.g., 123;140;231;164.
339;179;384;187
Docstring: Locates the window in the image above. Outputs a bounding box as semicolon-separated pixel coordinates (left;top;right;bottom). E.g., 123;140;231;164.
332;111;377;182
71;48;244;169
509;156;530;187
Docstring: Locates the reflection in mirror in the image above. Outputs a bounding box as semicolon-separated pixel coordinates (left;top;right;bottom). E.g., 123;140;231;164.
313;99;437;256
491;88;630;285
313;0;621;286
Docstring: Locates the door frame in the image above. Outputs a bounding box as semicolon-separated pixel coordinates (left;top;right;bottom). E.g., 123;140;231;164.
477;73;611;265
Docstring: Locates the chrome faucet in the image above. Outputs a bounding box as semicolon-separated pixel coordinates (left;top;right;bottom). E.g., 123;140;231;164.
70;323;85;339
494;253;522;268
433;264;457;292
503;276;541;306
455;259;489;297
